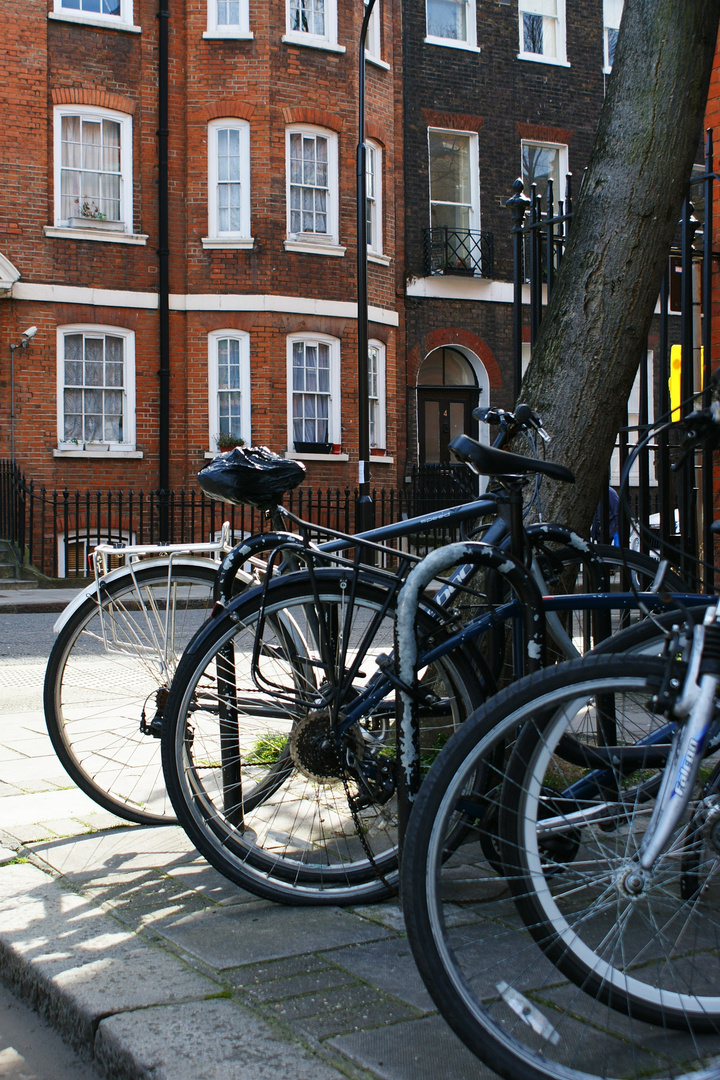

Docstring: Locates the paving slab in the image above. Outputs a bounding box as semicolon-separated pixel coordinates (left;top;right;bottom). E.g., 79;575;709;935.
329;1015;494;1080
325;939;435;1012
154;901;393;969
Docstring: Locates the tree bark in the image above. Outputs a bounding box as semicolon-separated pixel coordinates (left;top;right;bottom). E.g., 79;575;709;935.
519;0;720;534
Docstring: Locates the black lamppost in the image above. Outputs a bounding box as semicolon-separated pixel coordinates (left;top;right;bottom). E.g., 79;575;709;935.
356;0;377;534
157;0;170;539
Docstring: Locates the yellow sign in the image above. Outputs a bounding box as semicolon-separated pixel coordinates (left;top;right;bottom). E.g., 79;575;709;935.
669;345;703;420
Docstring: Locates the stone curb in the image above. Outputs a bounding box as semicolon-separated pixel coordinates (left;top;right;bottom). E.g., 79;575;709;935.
0;590;74;614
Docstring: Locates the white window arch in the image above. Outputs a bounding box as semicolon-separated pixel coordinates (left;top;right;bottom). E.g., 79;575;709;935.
286;126;340;248
54;105;133;231
287;334;341;454
57;325;136;451
208;331;251;451
368;339;386;452
205;0;252;37
206;120;252;245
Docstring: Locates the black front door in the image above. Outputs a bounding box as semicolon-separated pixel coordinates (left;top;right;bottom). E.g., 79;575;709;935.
418;388;476;465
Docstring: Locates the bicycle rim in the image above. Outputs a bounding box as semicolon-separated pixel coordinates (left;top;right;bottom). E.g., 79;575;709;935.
44;561;218;824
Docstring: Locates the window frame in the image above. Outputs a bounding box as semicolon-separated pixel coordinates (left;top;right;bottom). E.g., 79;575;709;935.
284;0;341;51
517;0;568;66
286;333;341;455
285;126;340;248
366;140;383;257
428;127;481;234
56;324;136;453
520;139;569;203
207;330;251;452
206;119;252;245
425;0;479;52
52;0;135;28
367;339;386;452
364;0;382;63
603;0;623;72
205;0;252;38
53;104;133;233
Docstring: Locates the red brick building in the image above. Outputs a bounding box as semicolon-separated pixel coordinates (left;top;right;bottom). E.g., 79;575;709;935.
0;0;403;518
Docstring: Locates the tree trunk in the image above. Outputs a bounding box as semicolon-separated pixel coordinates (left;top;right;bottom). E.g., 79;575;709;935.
519;0;719;534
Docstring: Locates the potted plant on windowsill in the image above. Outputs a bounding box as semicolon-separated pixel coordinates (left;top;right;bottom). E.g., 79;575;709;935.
215;434;246;453
69;199;125;232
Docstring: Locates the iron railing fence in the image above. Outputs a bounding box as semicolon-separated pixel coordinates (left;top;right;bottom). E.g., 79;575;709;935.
509;131;719;592
0;460;486;578
423;227;495;278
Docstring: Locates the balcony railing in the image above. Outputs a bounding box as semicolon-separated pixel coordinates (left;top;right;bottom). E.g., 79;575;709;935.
423;227;494;278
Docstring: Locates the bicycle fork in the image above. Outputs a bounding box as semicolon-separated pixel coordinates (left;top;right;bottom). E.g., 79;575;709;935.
631;608;720;885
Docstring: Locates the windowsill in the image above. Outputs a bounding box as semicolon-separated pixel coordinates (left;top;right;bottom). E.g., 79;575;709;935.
201;236;255;249
368;454;394;463
48;11;141;32
424;35;481;53
45;226;148;246
281;34;346;54
285;451;350;462
284;239;346;257
202;30;254;40
516;52;570;67
366;54;390;71
368;252;391;266
54;448;144;459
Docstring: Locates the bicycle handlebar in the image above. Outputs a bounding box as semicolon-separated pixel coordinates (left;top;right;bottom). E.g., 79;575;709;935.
474;403;550;444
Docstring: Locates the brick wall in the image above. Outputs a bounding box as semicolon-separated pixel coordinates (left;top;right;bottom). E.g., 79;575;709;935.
1;0;403;508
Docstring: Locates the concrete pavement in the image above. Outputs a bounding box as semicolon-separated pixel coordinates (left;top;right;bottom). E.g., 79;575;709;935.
0;594;494;1080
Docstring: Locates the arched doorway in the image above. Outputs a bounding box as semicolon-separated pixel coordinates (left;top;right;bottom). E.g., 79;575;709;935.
416;345;489;503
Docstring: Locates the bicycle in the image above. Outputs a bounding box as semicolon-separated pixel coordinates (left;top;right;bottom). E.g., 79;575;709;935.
43;409;688;832
399;408;720;1080
158;427;696;905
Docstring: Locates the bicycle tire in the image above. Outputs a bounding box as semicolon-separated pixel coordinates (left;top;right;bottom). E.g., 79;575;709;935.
44;560;220;825
162;568;486;905
401;655;720;1080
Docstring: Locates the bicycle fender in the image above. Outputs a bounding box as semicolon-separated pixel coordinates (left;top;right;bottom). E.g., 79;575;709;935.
51;556;221;635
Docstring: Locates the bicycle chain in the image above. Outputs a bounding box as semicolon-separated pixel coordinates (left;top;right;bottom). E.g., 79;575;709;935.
337;743;398;896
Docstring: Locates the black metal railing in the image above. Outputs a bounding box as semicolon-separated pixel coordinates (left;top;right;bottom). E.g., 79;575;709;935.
423;227;494;278
0;461;485;578
508;131;719;591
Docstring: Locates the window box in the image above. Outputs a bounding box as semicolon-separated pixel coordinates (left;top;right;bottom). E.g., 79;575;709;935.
294;441;332;455
69;216;125;232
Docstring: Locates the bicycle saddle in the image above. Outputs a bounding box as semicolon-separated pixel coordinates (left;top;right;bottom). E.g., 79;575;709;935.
449;434;575;483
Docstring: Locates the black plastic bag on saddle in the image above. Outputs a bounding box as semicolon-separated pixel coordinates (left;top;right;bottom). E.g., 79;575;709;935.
197;446;306;510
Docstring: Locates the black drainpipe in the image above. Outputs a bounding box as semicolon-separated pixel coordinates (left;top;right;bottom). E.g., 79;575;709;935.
157;0;170;538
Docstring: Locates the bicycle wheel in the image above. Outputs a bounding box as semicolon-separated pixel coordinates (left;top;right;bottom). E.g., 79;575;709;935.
503;655;720;1031
162;568;486;905
44;560;219;825
401;655;720;1080
537;541;689;659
